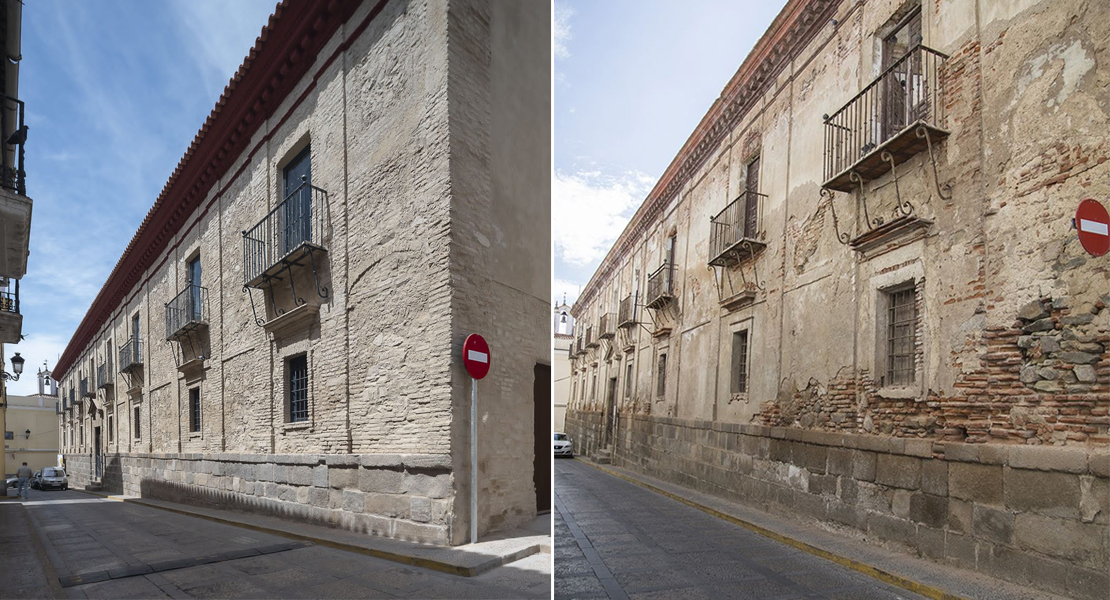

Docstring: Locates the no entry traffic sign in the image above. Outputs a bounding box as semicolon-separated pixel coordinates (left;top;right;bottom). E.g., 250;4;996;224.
463;334;490;379
1076;199;1109;257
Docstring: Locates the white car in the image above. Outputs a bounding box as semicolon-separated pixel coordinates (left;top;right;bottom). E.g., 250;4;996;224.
554;432;573;458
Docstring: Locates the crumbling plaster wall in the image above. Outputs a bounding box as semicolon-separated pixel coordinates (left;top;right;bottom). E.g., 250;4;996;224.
568;0;1108;447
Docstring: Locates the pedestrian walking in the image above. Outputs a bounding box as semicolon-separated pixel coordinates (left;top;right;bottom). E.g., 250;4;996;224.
16;462;32;500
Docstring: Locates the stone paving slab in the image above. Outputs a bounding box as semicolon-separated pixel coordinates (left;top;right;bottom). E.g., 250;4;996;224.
576;458;1076;600
94;492;549;577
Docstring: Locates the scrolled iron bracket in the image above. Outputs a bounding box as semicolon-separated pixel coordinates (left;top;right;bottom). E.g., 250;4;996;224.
916;125;952;201
849;171;883;230
304;246;329;299
823;188;851;245
740;240;766;291
880;150;915;219
243;286;267;327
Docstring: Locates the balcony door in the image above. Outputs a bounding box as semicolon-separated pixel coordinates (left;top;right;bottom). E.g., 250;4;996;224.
881;9;922;141
282;146;312;255
187;256;202;322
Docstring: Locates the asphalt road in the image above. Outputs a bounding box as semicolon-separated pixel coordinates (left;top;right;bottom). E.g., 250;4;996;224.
554;458;926;600
7;489;548;599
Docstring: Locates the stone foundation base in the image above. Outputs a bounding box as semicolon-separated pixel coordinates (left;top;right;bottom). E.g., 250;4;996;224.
63;452;453;545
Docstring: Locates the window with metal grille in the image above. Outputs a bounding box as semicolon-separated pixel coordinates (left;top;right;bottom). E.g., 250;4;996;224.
288;355;309;423
189;388;201;433
886;286;917;385
657;353;667;397
590;373;597;400
731;330;749;394
108;416;113;442
624;361;633;398
133;407;140;439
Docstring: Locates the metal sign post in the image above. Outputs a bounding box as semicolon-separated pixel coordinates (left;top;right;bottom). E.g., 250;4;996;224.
462;334;490;545
470;375;477;545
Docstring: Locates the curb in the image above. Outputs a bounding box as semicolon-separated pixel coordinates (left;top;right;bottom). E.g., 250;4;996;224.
78;490;539;577
576;458;966;600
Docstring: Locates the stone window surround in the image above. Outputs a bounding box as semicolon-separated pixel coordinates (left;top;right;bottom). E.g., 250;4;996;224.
728;316;754;403
188;385;202;437
656;348;668;399
871;258;926;399
280;336;313;430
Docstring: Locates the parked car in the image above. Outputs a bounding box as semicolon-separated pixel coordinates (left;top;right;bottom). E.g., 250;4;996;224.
554;432;573;458
31;467;68;491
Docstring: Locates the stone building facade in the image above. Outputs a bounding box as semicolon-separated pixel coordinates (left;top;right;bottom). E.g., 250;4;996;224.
54;0;550;546
565;0;1108;596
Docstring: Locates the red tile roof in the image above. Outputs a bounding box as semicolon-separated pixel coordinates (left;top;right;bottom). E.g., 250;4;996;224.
53;0;367;380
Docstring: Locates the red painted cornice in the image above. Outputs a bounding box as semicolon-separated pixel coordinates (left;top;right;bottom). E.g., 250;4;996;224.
573;0;843;313
53;0;363;380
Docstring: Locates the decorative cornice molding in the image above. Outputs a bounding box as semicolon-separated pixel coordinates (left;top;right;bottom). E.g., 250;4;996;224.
574;0;841;311
53;0;366;381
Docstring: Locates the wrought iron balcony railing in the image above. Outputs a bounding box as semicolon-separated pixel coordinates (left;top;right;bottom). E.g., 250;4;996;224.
575;335;585;355
599;313;615;339
709;190;767;267
165;284;209;340
242;180;329;288
822;45;948;192
585;325;598;348
0;278;18;314
118;337;142;374
618;294;635;328
80;377;93;398
0;95;27;195
645;263;675;309
97;356;113;389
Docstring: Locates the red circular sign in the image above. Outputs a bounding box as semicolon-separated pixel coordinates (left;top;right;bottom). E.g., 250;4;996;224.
1076;199;1110;257
462;334;491;379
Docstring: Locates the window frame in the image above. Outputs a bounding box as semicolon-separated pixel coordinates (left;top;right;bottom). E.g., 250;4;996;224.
133;406;141;440
656;352;667;398
189;387;201;433
730;329;750;396
286;353;310;424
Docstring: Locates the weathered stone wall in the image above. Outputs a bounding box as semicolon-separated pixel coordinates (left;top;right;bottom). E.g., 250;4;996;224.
55;0;549;545
570;414;1110;600
566;0;1110;448
65;451;452;545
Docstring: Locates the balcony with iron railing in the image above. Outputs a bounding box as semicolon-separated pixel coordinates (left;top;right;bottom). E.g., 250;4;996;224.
118;337;142;374
0;95;31;282
575;335;585;355
585;325;598;348
0;277;20;344
97;361;113;389
645;263;675;310
618;294;635;328
598;313;615;339
709;190;767;267
165;284;209;341
80;377;93;399
822;45;948;192
243;179;329;289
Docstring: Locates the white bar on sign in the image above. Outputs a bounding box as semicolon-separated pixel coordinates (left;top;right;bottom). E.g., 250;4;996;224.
1079;219;1109;236
467;350;488;363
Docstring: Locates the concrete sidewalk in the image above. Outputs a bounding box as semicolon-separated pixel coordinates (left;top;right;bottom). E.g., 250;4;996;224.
576;458;1070;600
91;491;551;578
0;502;65;599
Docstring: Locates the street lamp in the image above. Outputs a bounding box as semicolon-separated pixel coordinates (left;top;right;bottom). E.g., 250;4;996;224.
2;352;24;381
24;428;29;439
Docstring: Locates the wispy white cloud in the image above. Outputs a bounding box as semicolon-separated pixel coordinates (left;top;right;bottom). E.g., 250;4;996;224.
553;169;653;266
6;332;70;396
552;278;582;306
554;2;574;60
169;0;275;101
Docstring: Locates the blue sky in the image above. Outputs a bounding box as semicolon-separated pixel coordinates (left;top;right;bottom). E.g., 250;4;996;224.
553;0;788;306
9;1;276;395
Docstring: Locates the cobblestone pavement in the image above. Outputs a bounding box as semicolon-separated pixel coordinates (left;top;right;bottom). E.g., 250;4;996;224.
4;490;549;599
555;458;925;600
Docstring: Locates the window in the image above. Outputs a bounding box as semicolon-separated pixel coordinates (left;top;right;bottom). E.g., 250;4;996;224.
886;286;917;385
187;255;202;321
590;372;597;400
108;416;113;442
133;407;141;439
731;330;749;395
288;354;309;423
282;146;312;254
624;361;633;398
744;157;760;238
656;353;667;398
189;387;201;433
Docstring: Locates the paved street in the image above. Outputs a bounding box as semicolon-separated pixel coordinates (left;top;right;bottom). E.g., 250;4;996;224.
554;459;924;600
1;490;549;599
